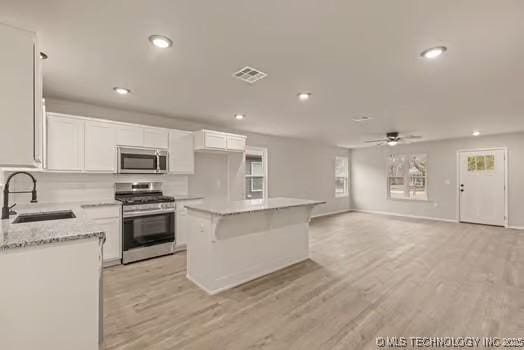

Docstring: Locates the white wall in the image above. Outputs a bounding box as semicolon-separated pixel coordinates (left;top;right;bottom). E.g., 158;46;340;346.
351;132;524;227
6;98;351;216
2;172;188;204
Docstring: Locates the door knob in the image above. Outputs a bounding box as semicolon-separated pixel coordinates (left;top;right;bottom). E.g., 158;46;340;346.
460;189;464;192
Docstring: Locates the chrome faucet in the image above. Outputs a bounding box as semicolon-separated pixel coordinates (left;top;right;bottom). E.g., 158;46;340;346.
2;171;38;220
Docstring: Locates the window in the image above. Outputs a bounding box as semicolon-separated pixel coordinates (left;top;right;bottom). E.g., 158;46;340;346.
387;153;428;200
468;155;495;172
335;157;349;197
245;147;268;200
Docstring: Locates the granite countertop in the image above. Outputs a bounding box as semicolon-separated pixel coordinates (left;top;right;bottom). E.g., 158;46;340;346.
173;194;204;201
185;197;325;216
0;200;117;251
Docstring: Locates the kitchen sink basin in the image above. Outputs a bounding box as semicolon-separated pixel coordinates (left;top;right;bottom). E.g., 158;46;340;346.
12;210;76;224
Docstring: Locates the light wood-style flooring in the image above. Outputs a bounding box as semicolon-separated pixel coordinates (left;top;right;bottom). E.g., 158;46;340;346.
104;212;524;350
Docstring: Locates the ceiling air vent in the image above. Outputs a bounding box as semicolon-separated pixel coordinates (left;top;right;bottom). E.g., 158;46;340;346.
233;66;268;84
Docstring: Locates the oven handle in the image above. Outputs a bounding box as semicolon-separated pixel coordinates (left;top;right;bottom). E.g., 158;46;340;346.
123;208;176;218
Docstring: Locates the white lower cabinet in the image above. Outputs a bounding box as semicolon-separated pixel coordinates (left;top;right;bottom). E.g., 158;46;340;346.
83;205;121;266
176;199;202;248
84;120;116;172
46;114;84;171
0;238;102;350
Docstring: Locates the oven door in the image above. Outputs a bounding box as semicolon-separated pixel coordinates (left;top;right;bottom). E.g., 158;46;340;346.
118;147;158;174
123;212;175;251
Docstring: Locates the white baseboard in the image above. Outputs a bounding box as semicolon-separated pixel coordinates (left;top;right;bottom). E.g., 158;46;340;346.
508;226;524;230
311;209;353;219
353;209;458;224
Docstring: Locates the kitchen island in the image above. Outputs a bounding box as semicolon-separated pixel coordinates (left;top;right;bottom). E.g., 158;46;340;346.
185;197;324;295
0;202;107;350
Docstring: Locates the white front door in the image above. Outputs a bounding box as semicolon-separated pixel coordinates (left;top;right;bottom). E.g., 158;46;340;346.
459;149;506;226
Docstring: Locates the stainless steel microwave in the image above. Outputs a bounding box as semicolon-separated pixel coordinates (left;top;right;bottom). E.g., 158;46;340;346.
117;147;169;174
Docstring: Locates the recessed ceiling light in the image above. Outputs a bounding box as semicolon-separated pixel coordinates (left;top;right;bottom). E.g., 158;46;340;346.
234;114;245;120
148;35;173;49
113;87;131;95
472;130;480;136
40;52;48;60
420;46;447;59
298;92;312;101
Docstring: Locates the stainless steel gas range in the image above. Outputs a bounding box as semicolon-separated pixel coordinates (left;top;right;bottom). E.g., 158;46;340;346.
115;182;175;264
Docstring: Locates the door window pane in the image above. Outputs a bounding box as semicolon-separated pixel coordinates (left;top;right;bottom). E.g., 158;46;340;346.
476;156;485;171
485;155;495;170
468;156;476;171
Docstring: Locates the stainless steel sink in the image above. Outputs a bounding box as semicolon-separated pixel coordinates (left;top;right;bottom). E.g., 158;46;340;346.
12;210;76;224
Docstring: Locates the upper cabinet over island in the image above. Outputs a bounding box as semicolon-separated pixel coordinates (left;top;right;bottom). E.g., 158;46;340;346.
0;23;43;168
194;129;246;153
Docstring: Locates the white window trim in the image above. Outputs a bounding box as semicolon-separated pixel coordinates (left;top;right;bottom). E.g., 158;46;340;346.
386;153;429;202
335;156;349;198
245;146;269;200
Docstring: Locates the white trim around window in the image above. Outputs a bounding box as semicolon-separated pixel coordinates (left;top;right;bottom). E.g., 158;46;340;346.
245;146;269;200
335;156;349;198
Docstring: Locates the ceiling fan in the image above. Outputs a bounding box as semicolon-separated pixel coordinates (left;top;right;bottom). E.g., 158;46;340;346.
364;132;422;146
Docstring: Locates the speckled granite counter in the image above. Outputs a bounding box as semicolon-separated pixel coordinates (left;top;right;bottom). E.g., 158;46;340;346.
0;200;119;251
173;194;204;201
185;197;325;216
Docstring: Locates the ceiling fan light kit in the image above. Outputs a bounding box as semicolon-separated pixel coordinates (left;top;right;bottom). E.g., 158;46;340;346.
364;132;422;147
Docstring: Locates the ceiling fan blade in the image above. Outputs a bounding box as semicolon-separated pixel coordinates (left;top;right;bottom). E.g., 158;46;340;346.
364;139;386;143
403;135;422;139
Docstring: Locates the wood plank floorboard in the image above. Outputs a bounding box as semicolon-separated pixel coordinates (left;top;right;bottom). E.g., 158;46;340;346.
103;212;524;350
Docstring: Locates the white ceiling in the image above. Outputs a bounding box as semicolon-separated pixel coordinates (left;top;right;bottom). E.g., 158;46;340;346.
2;0;523;148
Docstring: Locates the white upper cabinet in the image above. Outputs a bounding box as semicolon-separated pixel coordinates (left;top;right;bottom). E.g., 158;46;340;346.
84;120;117;172
194;130;246;152
226;134;247;152
44;112;194;173
144;127;169;149
46;114;84;171
0;23;42;167
117;124;144;147
169;129;194;174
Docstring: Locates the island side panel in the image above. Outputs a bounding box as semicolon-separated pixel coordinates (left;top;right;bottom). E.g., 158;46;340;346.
0;238;102;350
186;206;313;295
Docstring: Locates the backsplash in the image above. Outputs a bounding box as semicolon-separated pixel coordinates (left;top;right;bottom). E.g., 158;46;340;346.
0;171;188;204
